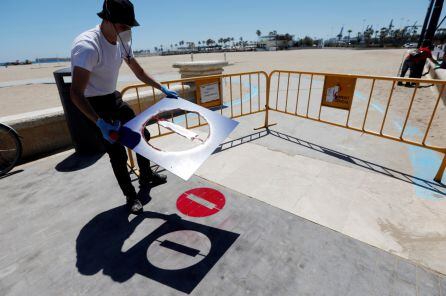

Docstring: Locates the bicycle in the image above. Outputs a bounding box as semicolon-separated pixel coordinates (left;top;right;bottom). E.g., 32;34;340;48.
0;123;22;176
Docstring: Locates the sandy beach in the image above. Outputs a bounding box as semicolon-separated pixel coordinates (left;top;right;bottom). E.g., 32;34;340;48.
1;48;444;145
0;49;410;117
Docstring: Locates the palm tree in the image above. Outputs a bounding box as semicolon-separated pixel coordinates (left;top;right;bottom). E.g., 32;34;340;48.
256;30;262;37
347;29;352;43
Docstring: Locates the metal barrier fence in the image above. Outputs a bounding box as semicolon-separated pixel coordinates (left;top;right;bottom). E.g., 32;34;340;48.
120;70;446;182
120;71;269;171
266;70;446;182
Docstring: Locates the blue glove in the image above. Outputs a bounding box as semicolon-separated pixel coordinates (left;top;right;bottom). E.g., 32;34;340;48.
161;86;179;99
96;119;121;144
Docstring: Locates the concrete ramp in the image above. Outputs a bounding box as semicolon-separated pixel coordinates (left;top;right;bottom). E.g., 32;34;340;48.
151;113;446;275
196;137;446;274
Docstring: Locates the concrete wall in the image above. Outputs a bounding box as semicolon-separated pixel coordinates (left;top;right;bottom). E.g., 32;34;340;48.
0;85;194;162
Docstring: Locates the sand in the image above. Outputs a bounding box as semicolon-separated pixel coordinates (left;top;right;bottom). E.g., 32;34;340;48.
0;49;410;117
0;48;444;152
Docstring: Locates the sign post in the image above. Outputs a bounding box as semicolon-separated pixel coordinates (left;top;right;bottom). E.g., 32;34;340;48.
321;75;357;111
195;77;223;109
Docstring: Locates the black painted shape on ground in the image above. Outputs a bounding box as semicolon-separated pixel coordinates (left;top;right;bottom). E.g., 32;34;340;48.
160;240;201;257
55;152;104;172
76;206;239;294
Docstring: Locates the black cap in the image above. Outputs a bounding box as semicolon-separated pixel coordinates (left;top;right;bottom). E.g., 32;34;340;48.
97;0;140;27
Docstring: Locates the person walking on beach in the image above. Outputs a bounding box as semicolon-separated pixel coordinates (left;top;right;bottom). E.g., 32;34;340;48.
399;40;439;86
70;0;179;213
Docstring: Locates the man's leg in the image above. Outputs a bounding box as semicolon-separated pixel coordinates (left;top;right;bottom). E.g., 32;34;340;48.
104;140;142;213
400;59;410;77
103;140;137;199
114;94;166;187
88;93;138;200
409;62;424;86
88;93;142;212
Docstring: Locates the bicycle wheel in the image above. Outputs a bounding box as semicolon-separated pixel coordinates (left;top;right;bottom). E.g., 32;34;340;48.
0;123;22;176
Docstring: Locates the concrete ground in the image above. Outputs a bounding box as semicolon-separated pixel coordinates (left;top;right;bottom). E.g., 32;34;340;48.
1;148;446;296
1;104;446;295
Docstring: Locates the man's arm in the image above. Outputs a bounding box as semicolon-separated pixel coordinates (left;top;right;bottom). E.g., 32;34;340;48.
429;56;440;65
126;58;163;90
70;66;99;123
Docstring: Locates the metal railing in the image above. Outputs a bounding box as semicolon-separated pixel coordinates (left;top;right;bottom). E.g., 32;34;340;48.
120;71;269;172
120;69;446;182
265;70;446;182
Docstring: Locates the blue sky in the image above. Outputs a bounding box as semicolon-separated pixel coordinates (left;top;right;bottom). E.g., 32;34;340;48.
0;0;433;62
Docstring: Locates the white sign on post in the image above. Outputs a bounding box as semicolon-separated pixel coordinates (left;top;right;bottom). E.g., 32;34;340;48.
200;82;220;103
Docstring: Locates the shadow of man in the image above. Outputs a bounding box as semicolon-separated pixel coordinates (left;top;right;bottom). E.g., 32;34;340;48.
76;206;181;282
76;203;239;293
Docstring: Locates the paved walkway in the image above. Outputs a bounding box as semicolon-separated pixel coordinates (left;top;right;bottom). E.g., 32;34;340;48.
1;145;446;295
150;112;446;275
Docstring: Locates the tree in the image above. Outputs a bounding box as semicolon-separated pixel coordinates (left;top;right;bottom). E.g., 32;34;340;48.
347;29;352;43
206;39;215;46
363;27;374;46
379;27;388;46
300;36;314;47
284;33;292;41
337;32;343;41
256;30;262;37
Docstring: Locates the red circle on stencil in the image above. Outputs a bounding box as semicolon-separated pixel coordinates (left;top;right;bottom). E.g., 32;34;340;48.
176;188;226;218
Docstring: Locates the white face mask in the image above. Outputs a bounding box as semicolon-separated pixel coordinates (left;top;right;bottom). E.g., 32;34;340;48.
118;30;132;58
118;30;132;45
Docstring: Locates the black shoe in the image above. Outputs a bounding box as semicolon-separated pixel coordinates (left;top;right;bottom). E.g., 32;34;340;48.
151;172;167;186
397;81;404;86
126;197;143;213
139;172;167;188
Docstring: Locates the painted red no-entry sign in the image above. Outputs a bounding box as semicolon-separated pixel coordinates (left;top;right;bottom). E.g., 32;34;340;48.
177;188;226;218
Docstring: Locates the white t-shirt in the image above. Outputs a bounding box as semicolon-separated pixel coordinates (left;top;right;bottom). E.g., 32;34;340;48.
71;25;133;98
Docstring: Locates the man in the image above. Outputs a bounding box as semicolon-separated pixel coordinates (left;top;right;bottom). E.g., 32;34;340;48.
70;0;178;213
399;40;439;86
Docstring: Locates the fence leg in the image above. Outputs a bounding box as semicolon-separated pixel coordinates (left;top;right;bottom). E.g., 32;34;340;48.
434;153;446;183
254;74;277;130
127;148;140;177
